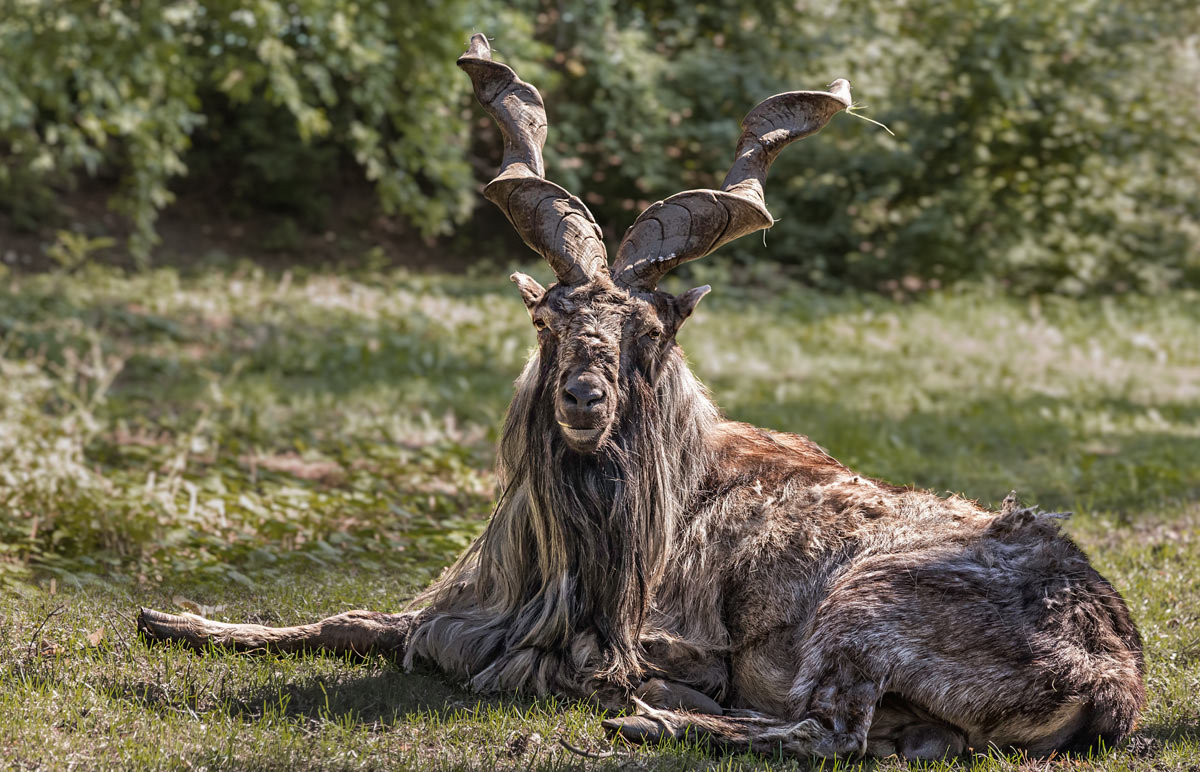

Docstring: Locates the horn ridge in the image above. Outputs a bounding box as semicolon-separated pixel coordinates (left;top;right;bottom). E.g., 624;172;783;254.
458;33;606;285
611;81;851;291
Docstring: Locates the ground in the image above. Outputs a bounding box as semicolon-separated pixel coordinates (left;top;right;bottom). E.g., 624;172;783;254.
1;261;1198;770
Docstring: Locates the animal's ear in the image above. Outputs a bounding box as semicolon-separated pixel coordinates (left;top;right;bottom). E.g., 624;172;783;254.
676;285;711;321
510;272;546;311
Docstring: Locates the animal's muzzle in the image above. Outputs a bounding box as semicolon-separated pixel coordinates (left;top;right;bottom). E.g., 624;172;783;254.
560;371;608;426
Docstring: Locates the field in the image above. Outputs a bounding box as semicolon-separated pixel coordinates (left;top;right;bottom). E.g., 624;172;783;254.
1;261;1198;770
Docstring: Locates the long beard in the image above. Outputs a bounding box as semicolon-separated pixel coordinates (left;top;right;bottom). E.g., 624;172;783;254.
407;352;715;694
510;364;672;674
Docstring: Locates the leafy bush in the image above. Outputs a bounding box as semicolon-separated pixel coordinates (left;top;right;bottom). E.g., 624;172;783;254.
511;0;1200;293
0;0;496;258
1;0;1197;292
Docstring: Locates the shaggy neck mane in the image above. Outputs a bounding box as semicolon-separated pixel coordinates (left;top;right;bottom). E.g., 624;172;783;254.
407;349;718;695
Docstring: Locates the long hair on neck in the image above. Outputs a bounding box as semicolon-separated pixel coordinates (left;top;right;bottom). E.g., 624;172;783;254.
406;347;718;695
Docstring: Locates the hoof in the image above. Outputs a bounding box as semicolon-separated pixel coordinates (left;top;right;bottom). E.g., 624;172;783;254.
602;714;674;744
137;608;202;647
634;678;724;715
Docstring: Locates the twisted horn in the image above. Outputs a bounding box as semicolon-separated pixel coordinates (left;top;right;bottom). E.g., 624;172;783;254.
458;33;606;285
610;81;852;291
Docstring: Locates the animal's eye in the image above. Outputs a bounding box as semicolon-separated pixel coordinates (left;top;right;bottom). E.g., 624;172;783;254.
647;328;662;340
533;318;547;331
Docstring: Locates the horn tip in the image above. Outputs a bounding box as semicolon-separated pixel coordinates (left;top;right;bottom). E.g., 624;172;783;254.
826;78;852;106
464;32;493;61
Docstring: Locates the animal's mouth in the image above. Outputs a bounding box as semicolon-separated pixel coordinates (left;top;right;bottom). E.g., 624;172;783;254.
558;423;603;444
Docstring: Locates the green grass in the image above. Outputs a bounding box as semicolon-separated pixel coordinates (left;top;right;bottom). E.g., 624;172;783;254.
1;262;1198;770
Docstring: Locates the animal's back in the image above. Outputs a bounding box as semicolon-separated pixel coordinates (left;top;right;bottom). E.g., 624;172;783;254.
655;424;1145;754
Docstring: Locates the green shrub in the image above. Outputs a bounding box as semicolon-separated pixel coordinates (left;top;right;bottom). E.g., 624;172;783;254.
0;0;498;259
1;0;1197;292
513;0;1200;293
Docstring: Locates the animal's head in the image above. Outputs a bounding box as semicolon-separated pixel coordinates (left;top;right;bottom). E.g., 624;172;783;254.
506;273;710;453
458;33;850;455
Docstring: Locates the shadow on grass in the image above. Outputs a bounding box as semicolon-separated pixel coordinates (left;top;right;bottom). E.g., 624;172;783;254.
1120;723;1200;768
223;667;521;725
1135;721;1200;744
107;649;583;730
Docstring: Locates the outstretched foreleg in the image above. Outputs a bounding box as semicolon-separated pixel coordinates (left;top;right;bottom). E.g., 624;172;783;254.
137;608;417;658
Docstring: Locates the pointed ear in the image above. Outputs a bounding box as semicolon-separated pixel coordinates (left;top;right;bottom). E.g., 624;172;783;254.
676;285;711;321
510;272;545;311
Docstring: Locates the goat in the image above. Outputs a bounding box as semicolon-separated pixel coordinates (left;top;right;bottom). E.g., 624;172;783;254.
138;33;1144;760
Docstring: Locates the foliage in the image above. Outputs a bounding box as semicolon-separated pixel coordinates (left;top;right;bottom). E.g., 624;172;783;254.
0;0;500;258
44;229;116;271
790;0;1200;294
508;0;1200;293
2;1;1196;291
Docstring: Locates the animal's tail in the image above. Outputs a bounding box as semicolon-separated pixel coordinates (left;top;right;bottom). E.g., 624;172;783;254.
136;607;416;658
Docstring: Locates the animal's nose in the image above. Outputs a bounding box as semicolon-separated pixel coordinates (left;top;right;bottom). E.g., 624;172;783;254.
563;375;605;410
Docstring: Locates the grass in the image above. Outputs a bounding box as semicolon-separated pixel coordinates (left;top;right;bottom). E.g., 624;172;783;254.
1;260;1198;770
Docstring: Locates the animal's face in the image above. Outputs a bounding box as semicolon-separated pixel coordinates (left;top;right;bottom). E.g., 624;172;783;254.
461;31;850;454
511;273;709;454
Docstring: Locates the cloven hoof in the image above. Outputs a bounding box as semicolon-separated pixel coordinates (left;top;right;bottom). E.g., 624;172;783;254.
137;608;201;648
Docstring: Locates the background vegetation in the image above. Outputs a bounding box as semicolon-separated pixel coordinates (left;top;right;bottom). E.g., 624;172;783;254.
2;0;1198;291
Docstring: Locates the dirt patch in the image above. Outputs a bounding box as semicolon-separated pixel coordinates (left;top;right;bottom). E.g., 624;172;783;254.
240;452;346;485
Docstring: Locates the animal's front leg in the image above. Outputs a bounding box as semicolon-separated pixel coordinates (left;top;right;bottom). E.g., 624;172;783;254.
604;699;831;756
137;607;419;659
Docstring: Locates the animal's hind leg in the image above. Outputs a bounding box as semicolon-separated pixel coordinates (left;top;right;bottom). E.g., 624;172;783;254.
606;676;881;759
137;608;417;658
799;660;884;757
866;694;967;759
